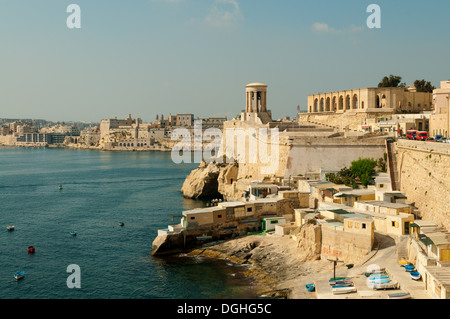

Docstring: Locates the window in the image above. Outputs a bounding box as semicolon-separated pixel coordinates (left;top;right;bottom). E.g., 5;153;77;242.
348;222;353;228
355;223;360;229
217;215;222;218
270;220;279;224
247;207;253;212
362;223;366;229
190;217;196;220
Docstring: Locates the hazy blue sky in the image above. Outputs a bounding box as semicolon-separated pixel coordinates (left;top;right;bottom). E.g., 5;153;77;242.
1;0;449;122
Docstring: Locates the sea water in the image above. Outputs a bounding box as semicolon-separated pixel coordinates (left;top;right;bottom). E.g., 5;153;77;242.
0;148;259;299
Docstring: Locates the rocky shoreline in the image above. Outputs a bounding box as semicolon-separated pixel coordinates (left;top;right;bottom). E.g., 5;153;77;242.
186;227;333;299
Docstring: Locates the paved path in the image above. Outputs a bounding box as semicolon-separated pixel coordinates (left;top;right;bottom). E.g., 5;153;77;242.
315;234;430;299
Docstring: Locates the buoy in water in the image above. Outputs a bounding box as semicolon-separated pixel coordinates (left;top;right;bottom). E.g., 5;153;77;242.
28;246;35;254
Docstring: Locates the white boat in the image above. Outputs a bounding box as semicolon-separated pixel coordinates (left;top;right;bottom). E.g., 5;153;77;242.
6;226;15;231
332;286;357;295
388;292;411;299
372;280;399;290
14;271;25;280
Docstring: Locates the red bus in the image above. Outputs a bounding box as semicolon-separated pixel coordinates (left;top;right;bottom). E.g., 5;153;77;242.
415;131;429;141
406;130;417;140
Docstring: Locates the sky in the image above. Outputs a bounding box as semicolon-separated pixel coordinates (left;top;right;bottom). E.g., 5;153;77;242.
1;0;449;123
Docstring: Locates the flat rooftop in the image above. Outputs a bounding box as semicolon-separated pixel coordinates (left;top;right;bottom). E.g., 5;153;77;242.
357;200;411;209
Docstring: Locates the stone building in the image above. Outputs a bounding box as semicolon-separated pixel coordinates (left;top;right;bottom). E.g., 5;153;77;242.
307;86;432;115
176;114;194;127
302;86;433;132
430;80;450;137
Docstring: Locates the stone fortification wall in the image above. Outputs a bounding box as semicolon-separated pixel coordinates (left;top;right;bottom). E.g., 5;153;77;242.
395;140;450;230
284;136;386;177
298;112;368;132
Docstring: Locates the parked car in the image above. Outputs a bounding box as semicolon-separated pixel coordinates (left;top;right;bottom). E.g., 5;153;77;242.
425;137;435;142
435;135;443;142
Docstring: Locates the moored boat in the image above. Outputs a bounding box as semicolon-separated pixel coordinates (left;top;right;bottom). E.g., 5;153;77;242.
305;284;315;292
410;271;421;280
329;277;349;285
70;231;77;236
14;271;25;280
405;264;415;272
364;268;386;277
6;226;15;231
332;286;357;295
28;246;35;254
388;292;411;299
368;274;390;282
398;258;410;266
371;280;399;290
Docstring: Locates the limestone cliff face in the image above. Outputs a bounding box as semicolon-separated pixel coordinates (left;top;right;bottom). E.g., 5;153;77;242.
181;161;228;200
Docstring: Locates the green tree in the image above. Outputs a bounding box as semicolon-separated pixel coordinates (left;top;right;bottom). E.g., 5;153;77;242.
378;75;406;88
350;158;378;187
414;79;436;93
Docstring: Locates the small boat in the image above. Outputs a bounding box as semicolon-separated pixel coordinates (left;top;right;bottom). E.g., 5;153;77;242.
388;292;411;299
410;271;421;281
59;184;63;190
14;271;25;280
6;226;15;231
364;268;386;277
398;258;410;266
70;231;77;236
331;280;353;286
332;286;357;295
405;264;415;272
329;277;349;285
371;280;399;290
28;246;35;254
333;283;354;288
305;284;315;292
368;274;390;281
119;222;125;227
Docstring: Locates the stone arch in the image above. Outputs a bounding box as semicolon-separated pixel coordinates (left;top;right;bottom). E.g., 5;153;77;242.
332;96;337;111
376;96;381;108
352;94;358;109
320;98;325;112
381;94;387;108
338;96;344;110
326;97;331;112
345;95;351;110
314;98;319;112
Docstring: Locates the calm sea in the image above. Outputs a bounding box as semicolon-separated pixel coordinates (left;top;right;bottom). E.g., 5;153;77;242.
0;148;259;299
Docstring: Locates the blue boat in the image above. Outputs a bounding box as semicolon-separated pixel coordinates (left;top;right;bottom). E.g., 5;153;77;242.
410;271;421;280
405;264;415;272
14;271;25;280
305;284;315;292
70;231;77;236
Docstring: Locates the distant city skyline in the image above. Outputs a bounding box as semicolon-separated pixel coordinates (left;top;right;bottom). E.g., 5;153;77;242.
1;0;449;122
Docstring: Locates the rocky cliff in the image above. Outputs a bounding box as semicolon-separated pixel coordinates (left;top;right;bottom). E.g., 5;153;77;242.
181;161;232;200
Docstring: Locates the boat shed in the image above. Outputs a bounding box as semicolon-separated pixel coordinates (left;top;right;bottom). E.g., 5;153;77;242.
423;266;450;299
